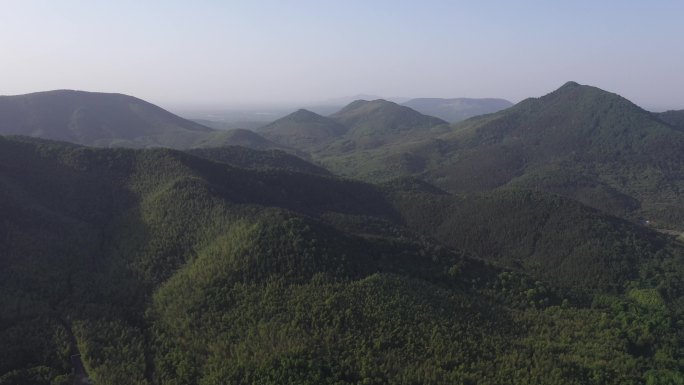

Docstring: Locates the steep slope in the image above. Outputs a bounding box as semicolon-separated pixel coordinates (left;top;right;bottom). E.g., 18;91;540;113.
1;136;684;384
256;109;347;149
402;97;513;123
0;90;216;148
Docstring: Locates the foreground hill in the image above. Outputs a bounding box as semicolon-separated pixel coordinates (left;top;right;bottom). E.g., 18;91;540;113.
402;97;513;123
323;82;684;228
1;136;684;384
191;127;306;157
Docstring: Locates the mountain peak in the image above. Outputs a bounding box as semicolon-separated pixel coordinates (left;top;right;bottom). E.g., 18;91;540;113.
289;108;324;121
333;99;409;117
0;89;215;148
561;80;581;88
329;98;447;140
256;108;347;149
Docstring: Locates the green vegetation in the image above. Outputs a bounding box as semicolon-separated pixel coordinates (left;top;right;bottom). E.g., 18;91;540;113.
2;135;684;384
402;97;513;123
0;90;297;152
186;145;330;175
657;109;684;131
317;82;684;230
257;100;449;157
257;109;347;150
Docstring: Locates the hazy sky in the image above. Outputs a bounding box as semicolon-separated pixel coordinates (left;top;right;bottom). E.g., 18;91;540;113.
2;0;684;110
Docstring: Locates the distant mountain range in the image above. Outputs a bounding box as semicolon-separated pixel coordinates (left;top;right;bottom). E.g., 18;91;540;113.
3;84;684;384
257;99;448;153
257;109;347;149
317;81;684;228
401;97;513;122
176;94;512;126
0;90;297;153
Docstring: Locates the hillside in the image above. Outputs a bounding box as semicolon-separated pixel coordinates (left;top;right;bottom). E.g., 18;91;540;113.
657;109;684;131
388;185;670;290
256;109;347;149
1;136;684;384
190;119;264;131
0;90;293;152
321;82;684;228
192;128;306;156
329;99;447;139
186;145;331;175
402;97;513;123
256;100;449;155
0;90;217;148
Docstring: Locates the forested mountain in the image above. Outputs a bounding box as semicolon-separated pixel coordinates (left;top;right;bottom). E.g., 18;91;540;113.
657;109;684;130
321;82;684;228
256;109;347;149
186;145;331;175
1;135;684;384
329;99;447;135
0;90;212;148
191;128;304;157
327;99;448;150
402;97;513;123
190;119;264;131
0;90;293;152
258;100;449;155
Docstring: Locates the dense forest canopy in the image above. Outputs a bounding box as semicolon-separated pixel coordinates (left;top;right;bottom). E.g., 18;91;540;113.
2;81;684;384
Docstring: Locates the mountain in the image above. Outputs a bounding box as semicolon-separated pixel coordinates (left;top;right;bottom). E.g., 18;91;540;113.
192;127;305;156
256;101;448;154
329;99;447;136
190;119;264;131
389;186;669;290
321;99;448;152
256;109;347;149
657;109;684;130
402;97;513;123
186;145;331;176
2;135;684;384
0;90;220;148
321;82;684;228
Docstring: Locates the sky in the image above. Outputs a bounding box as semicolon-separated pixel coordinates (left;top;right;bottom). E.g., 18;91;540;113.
2;0;684;110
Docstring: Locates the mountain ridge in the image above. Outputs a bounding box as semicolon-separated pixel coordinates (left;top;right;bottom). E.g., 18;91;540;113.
402;97;513;122
256;108;347;149
316;82;684;228
0;90;211;145
1;135;684;384
0;90;297;153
